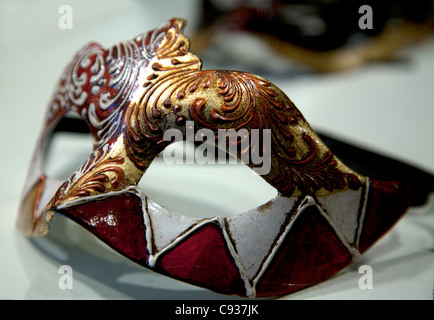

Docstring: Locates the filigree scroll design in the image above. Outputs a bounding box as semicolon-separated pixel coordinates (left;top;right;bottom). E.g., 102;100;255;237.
124;20;203;170
67;156;125;199
48;19;190;205
52;146;126;206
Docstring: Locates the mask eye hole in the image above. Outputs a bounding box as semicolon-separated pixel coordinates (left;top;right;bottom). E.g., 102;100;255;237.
138;140;278;218
43;113;93;181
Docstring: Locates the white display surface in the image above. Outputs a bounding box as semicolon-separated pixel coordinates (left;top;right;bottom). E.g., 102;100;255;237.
1;0;433;300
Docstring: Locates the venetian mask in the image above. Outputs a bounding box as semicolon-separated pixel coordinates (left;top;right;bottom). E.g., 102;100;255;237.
17;18;420;298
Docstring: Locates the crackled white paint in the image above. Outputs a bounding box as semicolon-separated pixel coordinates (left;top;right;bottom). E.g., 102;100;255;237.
225;196;297;280
317;182;368;245
146;198;205;252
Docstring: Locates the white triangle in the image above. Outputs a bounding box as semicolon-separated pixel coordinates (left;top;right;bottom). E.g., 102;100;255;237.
225;195;298;280
146;198;204;253
317;186;365;245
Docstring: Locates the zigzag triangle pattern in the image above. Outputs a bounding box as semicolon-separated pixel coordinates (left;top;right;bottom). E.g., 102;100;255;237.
58;180;378;297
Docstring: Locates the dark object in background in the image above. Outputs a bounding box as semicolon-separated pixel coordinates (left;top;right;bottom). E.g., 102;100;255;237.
193;0;433;72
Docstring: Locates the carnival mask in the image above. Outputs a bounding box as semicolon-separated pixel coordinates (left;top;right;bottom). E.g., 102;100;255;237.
16;18;431;298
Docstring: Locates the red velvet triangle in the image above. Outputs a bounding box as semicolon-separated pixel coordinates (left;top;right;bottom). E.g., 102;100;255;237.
155;222;246;296
358;179;412;253
255;205;353;297
59;193;148;263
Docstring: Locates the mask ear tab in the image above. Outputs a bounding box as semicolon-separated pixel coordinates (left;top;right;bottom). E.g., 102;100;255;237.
16;175;48;237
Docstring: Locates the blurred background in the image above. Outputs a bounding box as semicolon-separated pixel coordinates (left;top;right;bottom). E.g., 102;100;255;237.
0;0;433;300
